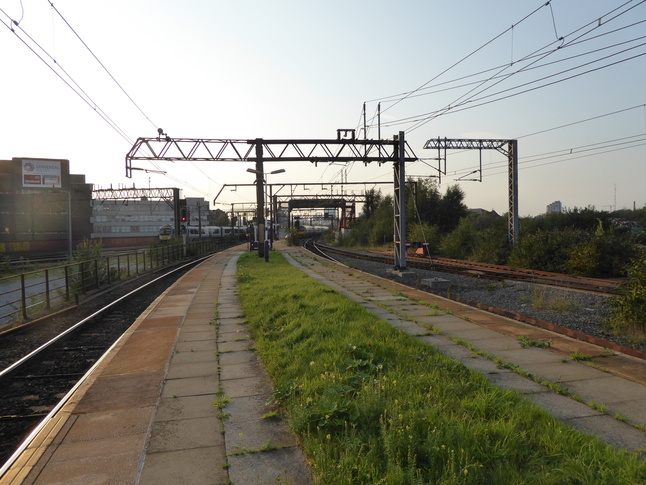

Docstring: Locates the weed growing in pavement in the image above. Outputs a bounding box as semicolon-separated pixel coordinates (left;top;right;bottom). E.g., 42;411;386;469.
570;351;594;361
236;251;646;484
517;335;552;349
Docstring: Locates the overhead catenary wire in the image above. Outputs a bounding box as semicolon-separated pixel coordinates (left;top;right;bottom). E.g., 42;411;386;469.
45;0;159;132
403;0;646;133
365;0;645;135
0;12;135;146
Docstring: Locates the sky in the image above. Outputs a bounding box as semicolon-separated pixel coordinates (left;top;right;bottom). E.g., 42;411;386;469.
1;0;644;217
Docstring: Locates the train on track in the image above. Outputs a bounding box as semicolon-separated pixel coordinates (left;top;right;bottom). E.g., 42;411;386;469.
158;224;248;242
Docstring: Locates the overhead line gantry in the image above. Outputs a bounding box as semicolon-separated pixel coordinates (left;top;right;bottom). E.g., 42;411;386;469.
423;138;519;246
126;131;417;270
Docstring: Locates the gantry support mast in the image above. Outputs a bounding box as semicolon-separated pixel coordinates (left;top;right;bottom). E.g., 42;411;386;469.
423;138;519;246
126;132;417;269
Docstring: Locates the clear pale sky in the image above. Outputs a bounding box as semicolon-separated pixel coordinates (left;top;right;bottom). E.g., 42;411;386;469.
1;0;644;216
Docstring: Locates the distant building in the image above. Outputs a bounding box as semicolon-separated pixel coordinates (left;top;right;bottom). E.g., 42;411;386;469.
0;157;92;255
546;201;562;214
91;198;174;241
466;208;500;217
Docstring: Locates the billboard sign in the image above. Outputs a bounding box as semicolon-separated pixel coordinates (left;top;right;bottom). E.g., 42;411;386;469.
22;159;62;188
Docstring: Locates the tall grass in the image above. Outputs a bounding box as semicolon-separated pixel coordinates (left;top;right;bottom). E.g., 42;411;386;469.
237;252;646;484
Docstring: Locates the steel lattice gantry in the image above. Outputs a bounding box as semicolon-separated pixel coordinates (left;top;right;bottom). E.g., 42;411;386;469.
126;133;417;269
92;187;182;233
423;138;519;246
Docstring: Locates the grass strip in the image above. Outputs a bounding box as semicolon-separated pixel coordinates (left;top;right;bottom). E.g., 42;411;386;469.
237;251;646;484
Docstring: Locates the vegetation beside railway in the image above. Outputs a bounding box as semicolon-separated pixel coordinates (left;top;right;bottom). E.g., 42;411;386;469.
237;252;646;484
336;180;646;338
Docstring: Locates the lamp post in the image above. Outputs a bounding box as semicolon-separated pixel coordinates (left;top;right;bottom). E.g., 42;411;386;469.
246;167;285;261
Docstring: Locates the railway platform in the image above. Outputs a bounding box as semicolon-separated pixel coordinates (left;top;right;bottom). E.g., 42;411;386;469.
2;242;646;484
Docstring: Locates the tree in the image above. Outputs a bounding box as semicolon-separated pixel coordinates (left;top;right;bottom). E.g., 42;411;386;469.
362;188;381;219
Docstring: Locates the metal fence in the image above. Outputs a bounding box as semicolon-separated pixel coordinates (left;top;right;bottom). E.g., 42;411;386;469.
0;238;232;329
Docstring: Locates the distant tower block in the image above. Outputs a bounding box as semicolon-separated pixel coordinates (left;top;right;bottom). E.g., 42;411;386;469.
546;200;562;214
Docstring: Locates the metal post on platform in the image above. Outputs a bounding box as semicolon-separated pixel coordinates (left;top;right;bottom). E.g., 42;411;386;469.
254;140;265;258
393;131;407;271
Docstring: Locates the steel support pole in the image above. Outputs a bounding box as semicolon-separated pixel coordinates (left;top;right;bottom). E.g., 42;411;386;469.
255;140;265;257
393;131;407;270
508;140;519;246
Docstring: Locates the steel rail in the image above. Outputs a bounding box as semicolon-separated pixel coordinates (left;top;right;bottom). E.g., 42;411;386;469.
0;253;217;477
313;244;621;295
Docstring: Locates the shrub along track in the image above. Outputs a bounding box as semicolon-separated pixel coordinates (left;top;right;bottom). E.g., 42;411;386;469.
309;242;645;358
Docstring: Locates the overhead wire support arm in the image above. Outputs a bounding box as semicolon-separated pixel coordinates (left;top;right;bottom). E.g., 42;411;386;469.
125;137;417;177
423;137;518;246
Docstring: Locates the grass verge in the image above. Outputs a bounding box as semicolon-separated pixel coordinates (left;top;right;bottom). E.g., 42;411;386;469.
237;251;646;484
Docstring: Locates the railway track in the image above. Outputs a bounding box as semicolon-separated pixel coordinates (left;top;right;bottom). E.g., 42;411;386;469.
0;256;210;469
312;243;622;295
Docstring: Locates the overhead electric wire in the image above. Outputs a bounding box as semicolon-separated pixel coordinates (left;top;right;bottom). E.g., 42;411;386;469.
391;47;646;131
373;0;552;120
374;33;646;104
45;0;159;132
0;12;135;146
366;0;646;135
365;18;646;107
401;9;646;132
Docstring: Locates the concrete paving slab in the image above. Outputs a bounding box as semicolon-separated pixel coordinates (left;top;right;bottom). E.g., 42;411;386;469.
147;416;224;453
442;325;512;342
387;319;430;336
225;417;299;453
221;361;265;381
461;336;521;353
565;414;646;451
603;399;646;424
73;371;163;413
178;324;216;335
482;371;548;394
167;361;217;379
227;447;312;485
222;375;274;399
102;328;178;375
139;446;228;485
524;391;602;419
155;394;218;422
177;329;217;341
170;349;217;365
28;451;142;485
491;347;566;366
427;320;482;334
564;375;646;403
521;361;610;383
135;315;184;330
218;329;251;343
47;432;147;463
219;349;257;366
161;374;219;398
226;394;276;422
175;339;218;352
62;406;154;442
218;318;247;329
219;340;254;352
458;354;513;376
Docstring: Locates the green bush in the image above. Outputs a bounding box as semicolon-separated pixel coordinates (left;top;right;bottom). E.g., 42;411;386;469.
508;228;588;273
439;218;476;259
470;226;510;264
609;252;646;336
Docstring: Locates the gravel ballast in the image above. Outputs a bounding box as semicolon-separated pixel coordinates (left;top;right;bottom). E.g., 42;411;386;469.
329;253;645;355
